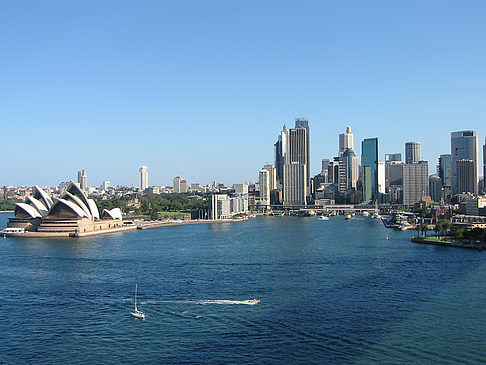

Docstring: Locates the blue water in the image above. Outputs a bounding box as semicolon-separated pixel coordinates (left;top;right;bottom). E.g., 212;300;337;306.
1;212;485;364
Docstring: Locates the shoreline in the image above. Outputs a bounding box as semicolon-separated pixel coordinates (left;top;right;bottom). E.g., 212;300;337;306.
412;236;486;251
1;217;247;238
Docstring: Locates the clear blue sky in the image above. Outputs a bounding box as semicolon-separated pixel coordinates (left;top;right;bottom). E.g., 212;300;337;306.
1;0;485;187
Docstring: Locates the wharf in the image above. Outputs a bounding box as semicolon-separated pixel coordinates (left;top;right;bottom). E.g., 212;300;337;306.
412;236;486;251
1;218;246;238
137;218;246;230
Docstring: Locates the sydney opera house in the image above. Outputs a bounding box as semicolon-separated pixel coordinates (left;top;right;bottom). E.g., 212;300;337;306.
5;182;130;237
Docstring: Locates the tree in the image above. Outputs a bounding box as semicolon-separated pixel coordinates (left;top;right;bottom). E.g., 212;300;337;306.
419;223;429;237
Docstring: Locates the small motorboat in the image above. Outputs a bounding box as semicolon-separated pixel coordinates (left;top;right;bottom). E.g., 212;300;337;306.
345;214;352;220
317;215;330;221
247;299;261;305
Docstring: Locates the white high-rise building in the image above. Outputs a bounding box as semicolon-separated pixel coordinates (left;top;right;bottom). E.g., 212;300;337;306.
259;169;271;207
339;126;354;156
263;164;277;191
139;166;148;191
283;163;307;206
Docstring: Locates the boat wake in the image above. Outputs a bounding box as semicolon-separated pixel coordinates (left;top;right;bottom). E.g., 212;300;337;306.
138;299;261;306
195;299;260;306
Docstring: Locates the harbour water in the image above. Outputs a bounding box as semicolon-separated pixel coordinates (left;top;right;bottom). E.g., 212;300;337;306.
1;212;485;364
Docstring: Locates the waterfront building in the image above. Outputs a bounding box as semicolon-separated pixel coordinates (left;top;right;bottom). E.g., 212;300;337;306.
209;193;247;220
283;162;307;206
405;142;421;164
77;170;87;191
451;130;478;194
139;166;148;191
259;168;271;207
456;159;476;194
402;162;429;206
361;138;379;203
263;164;277;191
7;182;123;235
339;126;354;156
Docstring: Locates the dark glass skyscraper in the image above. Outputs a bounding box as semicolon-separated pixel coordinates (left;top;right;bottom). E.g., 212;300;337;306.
361;138;378;203
451;130;478;194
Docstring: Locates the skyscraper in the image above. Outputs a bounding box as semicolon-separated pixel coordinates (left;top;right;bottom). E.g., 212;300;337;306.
483;138;486;190
139;166;148;191
293;118;310;190
456;159;476;194
451;130;478;194
77;170;87;191
402;162;428;205
339;126;354;156
405;142;421;164
361;138;379;203
259;169;271;207
283;163;307;206
438;154;452;186
274;125;289;185
263;164;277;191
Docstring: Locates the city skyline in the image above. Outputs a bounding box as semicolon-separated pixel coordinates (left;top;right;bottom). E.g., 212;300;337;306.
1;1;486;187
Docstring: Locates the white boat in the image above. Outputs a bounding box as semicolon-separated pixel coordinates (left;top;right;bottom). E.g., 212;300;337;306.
362;211;370;217
317;215;330;220
130;284;146;319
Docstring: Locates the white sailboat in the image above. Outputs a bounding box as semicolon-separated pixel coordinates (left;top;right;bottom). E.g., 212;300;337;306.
130;284;146;319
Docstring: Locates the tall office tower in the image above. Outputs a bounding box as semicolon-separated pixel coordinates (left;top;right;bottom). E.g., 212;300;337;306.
259;169;271;206
405;142;421;164
339;126;354;156
341;148;359;191
456;159;476;194
288;126;309;189
274;125;289;185
173;176;183;193
283;163;307;206
263;164;277;191
386;153;402;162
321;159;330;183
402;161;429;206
328;160;340;184
293;118;310;189
385;154;403;189
180;179;188;193
361;138;379;203
139;166;148;191
377;162;385;194
483;138;486;189
77;170;87;191
429;175;443;202
451;130;478;194
438;154;452;186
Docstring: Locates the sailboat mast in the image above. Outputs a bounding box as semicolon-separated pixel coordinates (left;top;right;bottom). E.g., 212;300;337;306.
135;284;138;309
